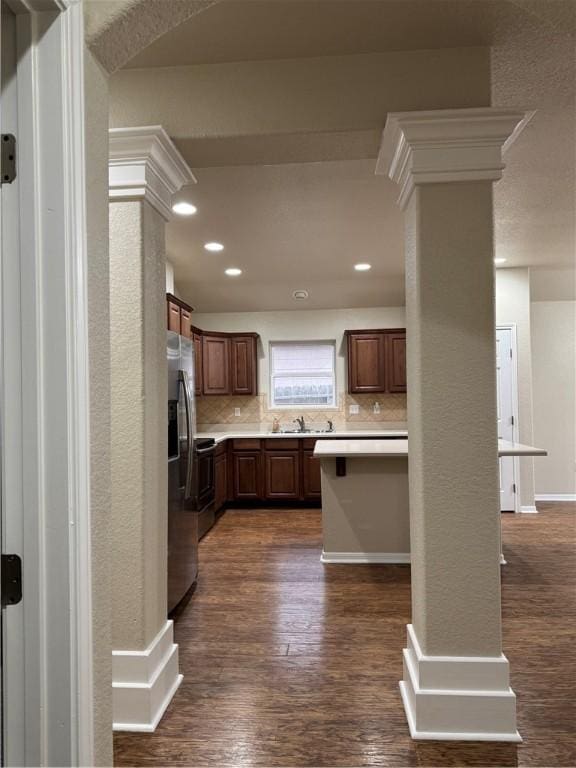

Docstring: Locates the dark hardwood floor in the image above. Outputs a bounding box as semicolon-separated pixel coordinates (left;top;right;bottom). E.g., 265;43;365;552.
114;503;576;767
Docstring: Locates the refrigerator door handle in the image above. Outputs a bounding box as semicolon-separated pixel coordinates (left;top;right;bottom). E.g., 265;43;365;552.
179;369;194;499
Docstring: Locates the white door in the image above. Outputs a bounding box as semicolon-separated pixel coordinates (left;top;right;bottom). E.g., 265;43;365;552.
496;328;516;511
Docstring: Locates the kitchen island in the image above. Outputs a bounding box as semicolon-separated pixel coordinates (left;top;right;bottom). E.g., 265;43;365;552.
314;438;547;564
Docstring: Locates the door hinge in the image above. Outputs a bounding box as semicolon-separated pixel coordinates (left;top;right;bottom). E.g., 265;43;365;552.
1;554;22;607
510;348;513;359
1;134;16;185
512;483;517;494
511;415;515;426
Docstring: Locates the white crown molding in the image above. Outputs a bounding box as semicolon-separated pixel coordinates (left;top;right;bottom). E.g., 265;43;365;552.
376;108;535;209
400;624;520;742
112;620;183;732
321;551;410;564
109;126;196;220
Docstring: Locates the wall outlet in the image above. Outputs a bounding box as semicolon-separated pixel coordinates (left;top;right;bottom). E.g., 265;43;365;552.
373;401;381;414
349;404;360;415
234;407;241;417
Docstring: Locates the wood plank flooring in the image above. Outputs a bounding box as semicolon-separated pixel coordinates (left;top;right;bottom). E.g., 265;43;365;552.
114;502;576;767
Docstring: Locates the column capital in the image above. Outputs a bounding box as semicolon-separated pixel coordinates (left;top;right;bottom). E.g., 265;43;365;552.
109;126;196;220
376;107;534;209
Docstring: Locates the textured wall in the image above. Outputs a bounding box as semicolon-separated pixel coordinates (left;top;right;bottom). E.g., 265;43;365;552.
110;200;167;651
531;300;576;495
406;183;502;658
84;46;113;767
495;268;536;508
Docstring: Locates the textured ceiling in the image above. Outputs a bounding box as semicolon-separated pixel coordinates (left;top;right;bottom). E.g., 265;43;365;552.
168;160;405;312
113;0;575;309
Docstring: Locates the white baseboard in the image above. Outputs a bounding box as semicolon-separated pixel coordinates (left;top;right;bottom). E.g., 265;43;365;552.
400;624;520;742
112;619;183;732
519;505;538;513
321;551;410;564
534;494;576;502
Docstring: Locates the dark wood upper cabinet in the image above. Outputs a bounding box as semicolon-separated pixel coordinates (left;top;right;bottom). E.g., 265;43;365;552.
386;332;407;393
180;307;191;339
264;451;301;500
347;332;387;393
345;329;406;395
230;335;258;395
202;335;231;395
192;332;203;397
167;299;181;334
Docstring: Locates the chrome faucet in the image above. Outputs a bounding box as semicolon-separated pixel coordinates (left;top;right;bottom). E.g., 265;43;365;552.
294;416;306;432
327;420;334;432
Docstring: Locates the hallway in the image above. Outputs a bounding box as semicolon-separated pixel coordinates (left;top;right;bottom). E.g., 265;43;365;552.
114;504;576;767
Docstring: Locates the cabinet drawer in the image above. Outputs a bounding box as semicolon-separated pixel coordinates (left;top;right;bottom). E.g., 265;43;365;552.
231;438;261;451
264;438;300;450
215;441;227;458
302;438;317;450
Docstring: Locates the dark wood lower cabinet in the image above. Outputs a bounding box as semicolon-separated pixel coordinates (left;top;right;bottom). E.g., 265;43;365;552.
214;451;228;512
231;451;262;500
225;438;323;505
265;451;301;500
303;450;322;499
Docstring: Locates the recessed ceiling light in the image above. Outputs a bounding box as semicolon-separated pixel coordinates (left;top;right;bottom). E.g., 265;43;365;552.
293;290;309;300
354;263;372;271
204;242;224;252
225;268;242;276
172;201;197;216
494;258;507;265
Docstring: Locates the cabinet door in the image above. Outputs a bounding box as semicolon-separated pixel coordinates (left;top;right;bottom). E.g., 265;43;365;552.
167;300;181;333
180;307;192;339
232;452;262;500
265;451;300;500
386;331;407;393
193;333;203;396
214;453;228;511
231;336;257;395
347;333;386;393
202;336;231;395
303;450;322;499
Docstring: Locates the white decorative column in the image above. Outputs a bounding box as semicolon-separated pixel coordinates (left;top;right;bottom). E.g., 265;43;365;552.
377;108;532;742
108;126;195;731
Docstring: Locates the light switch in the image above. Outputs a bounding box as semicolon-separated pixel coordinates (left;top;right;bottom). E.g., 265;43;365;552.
349;404;359;415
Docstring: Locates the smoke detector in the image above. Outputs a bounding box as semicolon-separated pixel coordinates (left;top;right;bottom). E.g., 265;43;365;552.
292;290;309;300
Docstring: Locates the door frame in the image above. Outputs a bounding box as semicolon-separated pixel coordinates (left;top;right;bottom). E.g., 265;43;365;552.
496;324;521;514
1;1;93;765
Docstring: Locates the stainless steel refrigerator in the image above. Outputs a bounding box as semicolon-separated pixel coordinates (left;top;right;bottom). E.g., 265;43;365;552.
167;331;200;614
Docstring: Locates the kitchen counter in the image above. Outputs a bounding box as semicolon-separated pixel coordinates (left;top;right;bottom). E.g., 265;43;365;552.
316;437;547;565
314;438;547;458
196;427;408;445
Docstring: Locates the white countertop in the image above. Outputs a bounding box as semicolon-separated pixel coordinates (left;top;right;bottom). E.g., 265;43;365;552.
314;438;547;458
196;428;408;445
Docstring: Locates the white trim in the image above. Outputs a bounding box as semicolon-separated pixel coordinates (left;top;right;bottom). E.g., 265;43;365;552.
376;108;535;209
109;126;196;220
497;324;521;514
534;494;576;502
112;620;183;732
400;624;520;742
321;551;410;564
520;505;539;513
2;2;94;764
61;4;94;764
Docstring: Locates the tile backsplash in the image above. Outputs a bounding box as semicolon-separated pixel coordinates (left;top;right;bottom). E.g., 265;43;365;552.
196;392;407;430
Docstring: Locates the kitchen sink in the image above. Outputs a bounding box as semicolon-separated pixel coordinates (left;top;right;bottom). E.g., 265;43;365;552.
272;429;335;435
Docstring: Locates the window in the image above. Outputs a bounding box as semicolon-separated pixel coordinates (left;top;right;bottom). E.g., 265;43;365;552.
270;341;336;408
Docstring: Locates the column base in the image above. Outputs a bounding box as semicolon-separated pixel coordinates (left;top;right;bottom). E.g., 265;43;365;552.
400;624;521;742
112;620;183;732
